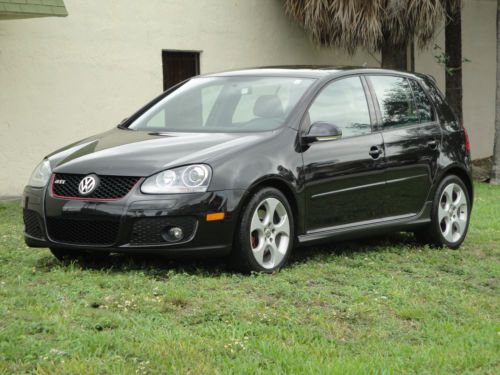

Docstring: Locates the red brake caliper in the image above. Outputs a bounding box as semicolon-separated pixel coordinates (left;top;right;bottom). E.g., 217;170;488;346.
251;233;258;248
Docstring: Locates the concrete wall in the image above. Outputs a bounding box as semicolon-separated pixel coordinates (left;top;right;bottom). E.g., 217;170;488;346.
0;0;376;196
415;0;496;161
0;0;496;196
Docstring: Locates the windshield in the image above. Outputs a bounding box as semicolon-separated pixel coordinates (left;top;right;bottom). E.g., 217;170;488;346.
127;76;315;132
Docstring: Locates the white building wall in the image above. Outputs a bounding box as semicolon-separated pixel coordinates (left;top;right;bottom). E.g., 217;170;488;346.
0;0;376;196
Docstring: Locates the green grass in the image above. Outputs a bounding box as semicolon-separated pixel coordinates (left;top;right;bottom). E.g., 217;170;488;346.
0;183;499;374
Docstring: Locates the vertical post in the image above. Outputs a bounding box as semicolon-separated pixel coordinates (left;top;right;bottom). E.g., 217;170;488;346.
445;0;463;124
408;40;415;73
491;0;500;184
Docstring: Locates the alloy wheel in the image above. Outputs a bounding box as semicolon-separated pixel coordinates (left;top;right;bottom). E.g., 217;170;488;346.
438;183;468;243
249;197;290;269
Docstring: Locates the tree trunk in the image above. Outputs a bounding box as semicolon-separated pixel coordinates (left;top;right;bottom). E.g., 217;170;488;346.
445;0;463;125
409;40;415;72
491;0;500;184
381;42;408;70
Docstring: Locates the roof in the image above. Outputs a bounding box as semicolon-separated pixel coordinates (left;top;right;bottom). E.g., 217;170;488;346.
206;65;421;79
0;0;67;20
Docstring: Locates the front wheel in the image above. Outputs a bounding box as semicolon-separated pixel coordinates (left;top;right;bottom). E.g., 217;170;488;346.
232;187;294;273
415;175;471;249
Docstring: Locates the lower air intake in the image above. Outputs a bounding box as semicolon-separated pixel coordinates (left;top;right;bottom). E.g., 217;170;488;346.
46;218;119;246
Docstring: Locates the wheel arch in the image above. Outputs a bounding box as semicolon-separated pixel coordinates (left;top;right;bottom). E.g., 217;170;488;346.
237;177;302;236
435;165;474;206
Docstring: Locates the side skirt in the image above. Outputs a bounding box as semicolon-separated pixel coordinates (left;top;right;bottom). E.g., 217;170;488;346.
297;201;432;245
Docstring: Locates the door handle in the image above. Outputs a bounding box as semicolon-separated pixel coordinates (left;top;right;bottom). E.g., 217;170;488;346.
428;139;438;150
369;145;382;159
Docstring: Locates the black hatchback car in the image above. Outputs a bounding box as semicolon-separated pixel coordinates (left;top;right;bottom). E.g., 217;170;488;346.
23;66;473;272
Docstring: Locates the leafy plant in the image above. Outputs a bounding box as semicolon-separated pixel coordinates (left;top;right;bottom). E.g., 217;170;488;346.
433;43;471;76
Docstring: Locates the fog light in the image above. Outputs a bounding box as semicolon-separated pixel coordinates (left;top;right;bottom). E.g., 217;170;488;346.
169;227;183;241
162;226;184;242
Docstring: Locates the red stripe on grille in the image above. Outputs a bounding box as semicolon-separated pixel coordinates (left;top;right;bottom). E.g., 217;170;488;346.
49;174;142;201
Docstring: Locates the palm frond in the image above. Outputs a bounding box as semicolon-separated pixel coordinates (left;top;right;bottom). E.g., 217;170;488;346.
284;0;459;53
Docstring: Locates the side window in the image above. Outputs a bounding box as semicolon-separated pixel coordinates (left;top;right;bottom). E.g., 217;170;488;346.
409;79;435;123
308;76;371;138
370;76;418;128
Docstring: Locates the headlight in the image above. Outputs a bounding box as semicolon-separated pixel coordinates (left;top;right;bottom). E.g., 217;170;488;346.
141;164;212;194
28;159;52;187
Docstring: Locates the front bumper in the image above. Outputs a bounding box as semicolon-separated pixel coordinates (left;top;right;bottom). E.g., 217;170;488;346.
22;184;246;257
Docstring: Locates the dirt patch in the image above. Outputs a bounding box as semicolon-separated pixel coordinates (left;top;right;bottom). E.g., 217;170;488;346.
472;156;493;181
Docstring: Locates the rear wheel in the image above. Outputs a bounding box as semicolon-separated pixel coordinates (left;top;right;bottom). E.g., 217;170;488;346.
232;187;294;273
50;248;110;262
415;175;470;249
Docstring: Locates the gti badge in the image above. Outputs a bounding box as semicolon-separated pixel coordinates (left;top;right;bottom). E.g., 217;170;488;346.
78;174;99;195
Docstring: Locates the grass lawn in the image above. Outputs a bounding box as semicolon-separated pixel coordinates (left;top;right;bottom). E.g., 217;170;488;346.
0;183;499;374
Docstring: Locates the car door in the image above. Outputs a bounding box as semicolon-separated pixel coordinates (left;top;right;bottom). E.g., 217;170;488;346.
302;75;386;232
367;75;442;218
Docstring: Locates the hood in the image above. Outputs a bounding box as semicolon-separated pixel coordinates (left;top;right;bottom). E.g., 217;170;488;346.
48;128;267;176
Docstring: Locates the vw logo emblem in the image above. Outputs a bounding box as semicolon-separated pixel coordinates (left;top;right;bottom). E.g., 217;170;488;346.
78;174;99;196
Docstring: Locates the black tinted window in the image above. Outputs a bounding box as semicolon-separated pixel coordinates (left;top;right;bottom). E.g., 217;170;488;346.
409;79;435;123
370;76;418;128
308;76;371;138
420;77;457;124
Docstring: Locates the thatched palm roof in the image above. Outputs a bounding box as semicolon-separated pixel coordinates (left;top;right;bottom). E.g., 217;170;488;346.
284;0;460;53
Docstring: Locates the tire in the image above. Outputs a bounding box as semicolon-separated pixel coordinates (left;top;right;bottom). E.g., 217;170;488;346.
50;248;110;262
414;175;471;249
231;187;294;273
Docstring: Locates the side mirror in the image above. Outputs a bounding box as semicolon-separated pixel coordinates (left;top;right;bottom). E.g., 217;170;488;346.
302;122;342;144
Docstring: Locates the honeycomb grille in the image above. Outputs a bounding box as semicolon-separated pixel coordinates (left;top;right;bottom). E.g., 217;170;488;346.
52;174;140;200
23;209;43;238
46;218;119;245
130;217;197;244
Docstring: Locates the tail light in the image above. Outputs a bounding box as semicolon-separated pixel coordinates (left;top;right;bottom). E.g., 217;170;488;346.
463;127;470;152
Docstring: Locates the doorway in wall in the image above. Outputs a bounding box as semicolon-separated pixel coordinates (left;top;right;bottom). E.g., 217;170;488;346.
162;50;201;91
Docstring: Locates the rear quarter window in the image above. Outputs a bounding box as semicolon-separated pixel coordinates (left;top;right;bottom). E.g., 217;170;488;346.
409;79;435;123
420;77;459;129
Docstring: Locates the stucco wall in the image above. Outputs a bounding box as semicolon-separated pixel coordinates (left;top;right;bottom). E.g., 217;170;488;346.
415;0;496;160
0;0;376;196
